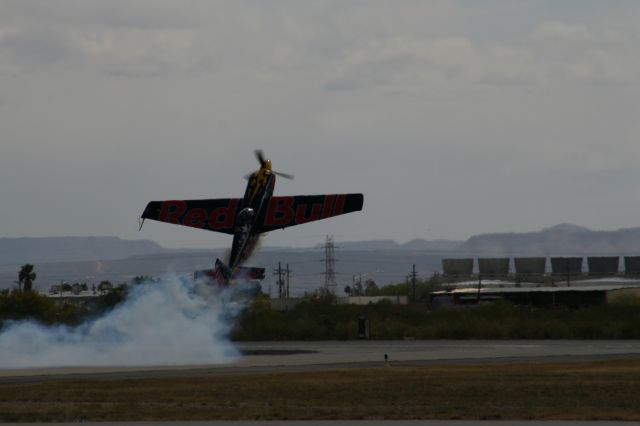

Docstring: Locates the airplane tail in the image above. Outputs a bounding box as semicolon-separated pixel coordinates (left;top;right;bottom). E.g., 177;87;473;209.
214;258;232;286
234;265;266;281
193;259;266;287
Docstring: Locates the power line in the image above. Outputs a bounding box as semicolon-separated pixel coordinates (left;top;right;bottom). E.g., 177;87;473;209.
321;235;337;294
273;262;285;299
410;264;418;302
272;261;292;299
286;263;291;299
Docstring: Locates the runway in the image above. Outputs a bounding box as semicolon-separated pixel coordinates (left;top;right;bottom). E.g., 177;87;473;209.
2;342;640;422
236;339;640;367
0;421;635;426
2;340;640;380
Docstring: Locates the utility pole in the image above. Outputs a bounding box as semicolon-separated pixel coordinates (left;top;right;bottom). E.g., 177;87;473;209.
411;264;417;302
273;262;285;299
286;263;291;299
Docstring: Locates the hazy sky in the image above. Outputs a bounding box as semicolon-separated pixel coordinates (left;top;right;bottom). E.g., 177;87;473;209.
1;1;639;249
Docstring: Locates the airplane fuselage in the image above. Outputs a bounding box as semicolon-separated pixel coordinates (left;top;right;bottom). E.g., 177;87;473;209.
228;164;276;270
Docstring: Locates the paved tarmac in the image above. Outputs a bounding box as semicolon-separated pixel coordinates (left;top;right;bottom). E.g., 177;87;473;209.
1;421;637;425
2;340;640;381
235;340;640;367
2;343;639;423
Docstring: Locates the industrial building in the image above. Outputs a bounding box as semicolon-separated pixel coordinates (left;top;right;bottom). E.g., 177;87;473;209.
437;256;640;308
431;280;640;308
478;258;510;278
514;257;546;276
270;295;408;311
441;256;640;277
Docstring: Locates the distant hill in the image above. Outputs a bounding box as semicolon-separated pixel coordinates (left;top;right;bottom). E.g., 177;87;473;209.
0;237;166;265
459;223;640;255
318;238;461;251
400;238;461;251
0;248;447;295
6;225;640;293
0;236;461;292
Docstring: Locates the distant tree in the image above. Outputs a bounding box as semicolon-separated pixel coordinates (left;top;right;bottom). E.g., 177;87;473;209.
0;289;56;323
18;264;36;292
352;281;364;296
366;275;444;300
344;285;352;296
97;281;113;294
98;283;128;309
132;275;156;285
311;287;338;305
364;279;379;295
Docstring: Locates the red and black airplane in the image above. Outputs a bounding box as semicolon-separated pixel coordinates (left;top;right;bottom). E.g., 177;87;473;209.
140;150;364;285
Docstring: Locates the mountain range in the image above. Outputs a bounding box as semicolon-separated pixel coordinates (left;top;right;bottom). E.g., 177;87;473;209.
3;224;640;294
0;237;165;265
314;238;460;251
459;223;640;255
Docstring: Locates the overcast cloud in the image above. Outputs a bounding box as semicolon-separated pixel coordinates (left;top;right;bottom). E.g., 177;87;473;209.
1;1;639;248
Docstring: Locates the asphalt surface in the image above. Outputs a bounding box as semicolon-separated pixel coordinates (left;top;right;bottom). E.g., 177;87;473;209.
2;340;640;381
1;421;637;425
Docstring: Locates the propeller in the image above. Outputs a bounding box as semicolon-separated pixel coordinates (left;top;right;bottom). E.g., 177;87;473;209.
273;171;294;180
249;149;294;180
255;149;266;167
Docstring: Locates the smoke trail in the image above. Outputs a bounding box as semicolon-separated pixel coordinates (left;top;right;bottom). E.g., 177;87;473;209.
0;276;242;368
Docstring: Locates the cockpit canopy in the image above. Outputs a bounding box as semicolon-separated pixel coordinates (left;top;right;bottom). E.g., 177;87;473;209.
236;207;255;229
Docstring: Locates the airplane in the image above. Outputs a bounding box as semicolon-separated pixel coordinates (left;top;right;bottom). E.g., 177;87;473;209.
140;150;364;286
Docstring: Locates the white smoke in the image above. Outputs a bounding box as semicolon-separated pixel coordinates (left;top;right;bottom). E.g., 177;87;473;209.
0;276;242;368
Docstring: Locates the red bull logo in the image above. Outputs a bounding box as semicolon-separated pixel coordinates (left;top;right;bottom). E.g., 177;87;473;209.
158;199;240;230
263;195;346;227
156;194;348;231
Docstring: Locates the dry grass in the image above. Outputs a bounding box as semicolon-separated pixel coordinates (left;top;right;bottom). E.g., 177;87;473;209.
2;359;640;421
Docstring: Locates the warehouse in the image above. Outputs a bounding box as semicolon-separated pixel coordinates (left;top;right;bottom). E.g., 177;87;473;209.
431;281;640;308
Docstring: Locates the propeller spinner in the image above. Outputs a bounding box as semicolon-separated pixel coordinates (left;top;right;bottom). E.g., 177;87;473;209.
252;150;294;180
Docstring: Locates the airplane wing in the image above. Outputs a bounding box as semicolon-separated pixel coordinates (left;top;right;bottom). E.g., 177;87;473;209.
141;198;241;235
257;193;363;233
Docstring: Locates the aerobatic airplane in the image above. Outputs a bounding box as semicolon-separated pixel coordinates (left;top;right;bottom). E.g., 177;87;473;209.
140;150;364;285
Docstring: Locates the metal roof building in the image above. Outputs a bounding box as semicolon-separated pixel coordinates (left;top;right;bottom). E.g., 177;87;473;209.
431;281;640;308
